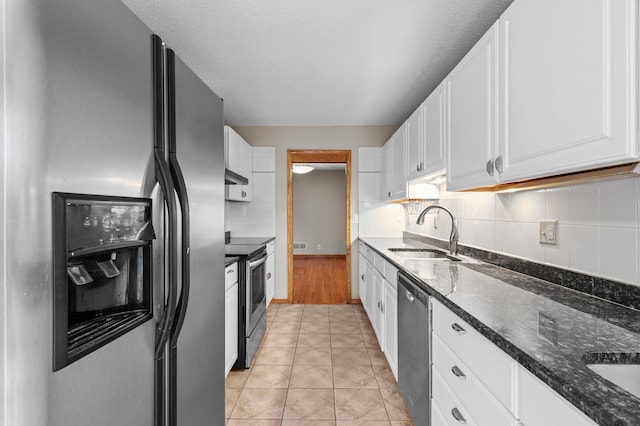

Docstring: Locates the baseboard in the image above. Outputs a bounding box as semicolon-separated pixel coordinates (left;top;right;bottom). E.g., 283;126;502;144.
270;298;290;304
351;298;362;304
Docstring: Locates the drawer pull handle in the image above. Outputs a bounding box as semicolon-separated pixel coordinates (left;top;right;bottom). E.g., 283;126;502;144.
451;365;466;379
451;407;466;423
226;269;234;274
267;272;272;280
451;323;466;334
361;274;365;281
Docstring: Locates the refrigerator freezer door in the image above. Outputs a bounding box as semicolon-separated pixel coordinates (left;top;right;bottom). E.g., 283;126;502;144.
169;53;225;425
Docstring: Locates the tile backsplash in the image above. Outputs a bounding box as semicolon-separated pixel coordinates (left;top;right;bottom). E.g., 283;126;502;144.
403;176;639;287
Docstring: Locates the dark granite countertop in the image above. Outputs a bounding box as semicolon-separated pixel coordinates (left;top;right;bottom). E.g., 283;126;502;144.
224;256;239;267
359;236;640;426
227;236;275;246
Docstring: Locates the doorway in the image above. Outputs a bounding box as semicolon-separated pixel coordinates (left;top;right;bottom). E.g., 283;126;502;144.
287;150;351;304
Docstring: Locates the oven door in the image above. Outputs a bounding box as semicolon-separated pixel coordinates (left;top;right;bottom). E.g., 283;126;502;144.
245;251;267;334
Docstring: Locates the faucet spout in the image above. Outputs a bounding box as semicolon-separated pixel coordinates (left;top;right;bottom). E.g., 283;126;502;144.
416;205;459;256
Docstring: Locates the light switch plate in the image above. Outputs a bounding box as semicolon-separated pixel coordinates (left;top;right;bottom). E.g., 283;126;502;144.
539;220;558;245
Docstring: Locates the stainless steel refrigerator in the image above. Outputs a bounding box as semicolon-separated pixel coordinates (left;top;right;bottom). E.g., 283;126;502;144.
1;0;225;425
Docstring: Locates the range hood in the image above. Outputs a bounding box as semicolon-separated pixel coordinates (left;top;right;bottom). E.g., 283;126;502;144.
224;168;249;185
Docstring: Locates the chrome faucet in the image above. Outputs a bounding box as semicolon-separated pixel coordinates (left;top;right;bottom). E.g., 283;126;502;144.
416;205;459;255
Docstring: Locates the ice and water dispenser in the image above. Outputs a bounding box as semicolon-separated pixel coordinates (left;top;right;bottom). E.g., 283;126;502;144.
52;193;155;370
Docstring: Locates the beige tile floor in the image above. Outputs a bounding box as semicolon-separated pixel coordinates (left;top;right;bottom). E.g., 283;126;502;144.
225;303;415;425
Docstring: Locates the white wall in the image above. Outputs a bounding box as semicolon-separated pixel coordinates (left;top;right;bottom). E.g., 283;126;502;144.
404;176;640;286
233;126;397;300
293;170;346;255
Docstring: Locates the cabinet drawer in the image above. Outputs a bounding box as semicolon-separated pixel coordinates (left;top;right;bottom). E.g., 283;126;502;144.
431;398;449;426
383;261;397;288
432;299;513;411
225;263;238;291
432;369;477;426
373;251;385;274
364;244;375;263
433;334;514;426
519;367;597;426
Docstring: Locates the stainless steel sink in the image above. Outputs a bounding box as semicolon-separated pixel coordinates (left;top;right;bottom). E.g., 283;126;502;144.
388;248;461;262
587;363;640;398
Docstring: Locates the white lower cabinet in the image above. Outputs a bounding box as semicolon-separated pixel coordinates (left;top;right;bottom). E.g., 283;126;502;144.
358;242;398;380
432;369;478;426
382;278;397;379
431;395;450;426
432;299;514;411
224;263;238;377
431;298;597;426
265;241;275;306
372;269;384;346
432;299;519;425
432;334;516;426
519;368;597;426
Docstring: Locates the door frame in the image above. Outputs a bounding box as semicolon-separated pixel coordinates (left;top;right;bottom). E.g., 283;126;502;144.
287;150;352;303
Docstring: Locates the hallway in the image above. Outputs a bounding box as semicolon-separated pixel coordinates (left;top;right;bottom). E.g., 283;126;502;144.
225;303;414;424
292;256;349;304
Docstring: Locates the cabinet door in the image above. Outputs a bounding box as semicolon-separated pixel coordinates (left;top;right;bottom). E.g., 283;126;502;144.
423;81;446;176
358;254;367;311
224;282;238;377
446;22;499;191
381;137;394;201
364;259;375;318
225;126;253;201
499;0;637;183
383;280;398;379
391;125;407;199
406;106;424;181
381;126;407;201
266;252;275;306
372;270;384;347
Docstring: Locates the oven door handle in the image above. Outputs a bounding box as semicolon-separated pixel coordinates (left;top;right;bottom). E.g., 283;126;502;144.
248;253;267;269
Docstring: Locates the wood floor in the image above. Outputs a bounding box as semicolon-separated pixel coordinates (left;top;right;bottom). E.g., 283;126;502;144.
292;255;348;304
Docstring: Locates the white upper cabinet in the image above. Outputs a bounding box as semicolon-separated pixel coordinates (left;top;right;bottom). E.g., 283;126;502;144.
446;0;638;191
381;125;407;201
423;81;446;177
225;125;253;202
406;106;424;181
498;0;638;183
407;81;446;182
446;23;500;191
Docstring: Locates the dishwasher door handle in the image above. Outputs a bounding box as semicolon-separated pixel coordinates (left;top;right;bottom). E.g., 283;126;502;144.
405;290;415;303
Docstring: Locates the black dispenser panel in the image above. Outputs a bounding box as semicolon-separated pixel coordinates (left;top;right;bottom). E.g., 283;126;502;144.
52;193;154;371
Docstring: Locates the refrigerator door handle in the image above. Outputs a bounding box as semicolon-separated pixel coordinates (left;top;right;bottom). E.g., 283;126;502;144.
152;34;178;361
167;48;191;349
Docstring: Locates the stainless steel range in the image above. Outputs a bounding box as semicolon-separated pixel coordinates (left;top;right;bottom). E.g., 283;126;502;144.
225;243;268;369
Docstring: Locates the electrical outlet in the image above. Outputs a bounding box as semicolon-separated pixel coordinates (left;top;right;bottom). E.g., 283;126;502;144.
352;214;359;224
539;220;558;245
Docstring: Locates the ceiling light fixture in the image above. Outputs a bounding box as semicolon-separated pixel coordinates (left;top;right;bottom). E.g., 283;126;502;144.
292;164;314;174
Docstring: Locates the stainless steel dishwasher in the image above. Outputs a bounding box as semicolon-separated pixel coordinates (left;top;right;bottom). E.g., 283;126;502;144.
398;272;431;426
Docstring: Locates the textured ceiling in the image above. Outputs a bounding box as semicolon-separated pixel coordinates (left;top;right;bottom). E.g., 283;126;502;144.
122;0;514;126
